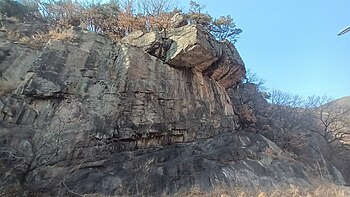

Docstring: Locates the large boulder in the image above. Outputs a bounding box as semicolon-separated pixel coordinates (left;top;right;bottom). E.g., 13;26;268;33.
170;13;188;28
122;25;246;89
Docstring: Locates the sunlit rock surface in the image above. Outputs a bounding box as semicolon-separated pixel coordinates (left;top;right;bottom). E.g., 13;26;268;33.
0;23;313;196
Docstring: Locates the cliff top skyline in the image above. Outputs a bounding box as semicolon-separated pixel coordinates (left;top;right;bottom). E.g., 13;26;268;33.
186;0;350;99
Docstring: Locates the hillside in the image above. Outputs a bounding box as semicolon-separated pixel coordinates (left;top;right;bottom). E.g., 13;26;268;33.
0;3;350;197
329;96;350;108
0;16;314;196
328;96;350;147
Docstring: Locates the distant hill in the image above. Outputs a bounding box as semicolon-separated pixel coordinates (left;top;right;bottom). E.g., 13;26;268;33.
329;96;350;108
328;96;350;122
328;96;350;148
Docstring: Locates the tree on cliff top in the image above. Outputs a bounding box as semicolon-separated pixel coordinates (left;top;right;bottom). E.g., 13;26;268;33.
188;1;242;43
210;15;242;43
1;0;242;44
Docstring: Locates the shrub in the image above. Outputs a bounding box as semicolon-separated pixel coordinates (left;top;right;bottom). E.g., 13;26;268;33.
188;1;242;43
210;15;242;43
1;0;243;44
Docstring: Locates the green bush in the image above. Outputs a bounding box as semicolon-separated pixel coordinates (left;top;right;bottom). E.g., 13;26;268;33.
188;1;242;43
210;15;242;43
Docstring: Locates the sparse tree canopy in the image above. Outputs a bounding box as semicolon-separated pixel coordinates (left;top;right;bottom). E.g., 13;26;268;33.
188;12;212;27
244;69;266;91
307;96;350;150
267;90;308;134
187;1;242;42
189;0;204;14
210;15;242;43
0;0;243;44
138;0;176;16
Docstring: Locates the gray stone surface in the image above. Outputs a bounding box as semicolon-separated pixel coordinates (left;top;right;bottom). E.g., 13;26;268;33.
122;25;246;89
0;23;314;196
34;132;310;196
170;13;188;28
331;166;346;185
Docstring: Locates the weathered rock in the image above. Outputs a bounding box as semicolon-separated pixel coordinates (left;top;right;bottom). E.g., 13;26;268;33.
121;30;162;49
204;41;246;88
0;33;40;96
29;132;310;196
170;13;188;28
165;25;222;71
227;83;265;129
122;25;246;89
121;30;173;60
1;29;237;147
0;17;49;37
0;23;315;197
331;166;347;185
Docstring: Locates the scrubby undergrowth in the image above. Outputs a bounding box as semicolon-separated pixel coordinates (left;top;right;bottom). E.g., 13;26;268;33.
0;0;242;43
83;184;350;197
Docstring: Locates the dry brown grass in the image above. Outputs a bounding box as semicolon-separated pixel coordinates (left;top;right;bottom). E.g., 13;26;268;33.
48;29;76;41
82;184;350;197
2;28;77;49
174;184;350;197
2;29;45;49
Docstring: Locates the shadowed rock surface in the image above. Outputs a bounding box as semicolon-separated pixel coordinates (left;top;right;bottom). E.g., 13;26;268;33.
0;22;317;196
34;132;309;196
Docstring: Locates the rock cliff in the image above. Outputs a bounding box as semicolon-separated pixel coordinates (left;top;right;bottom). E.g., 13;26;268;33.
0;22;312;196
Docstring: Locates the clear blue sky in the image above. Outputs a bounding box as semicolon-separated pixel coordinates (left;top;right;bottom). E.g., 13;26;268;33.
179;0;350;99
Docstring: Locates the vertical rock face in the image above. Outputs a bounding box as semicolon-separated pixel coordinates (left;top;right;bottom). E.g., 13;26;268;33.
39;34;232;143
1;25;243;158
0;24;311;196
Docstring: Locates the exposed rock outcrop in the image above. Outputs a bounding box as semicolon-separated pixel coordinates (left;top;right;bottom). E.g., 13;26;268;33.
170;13;188;28
122;25;246;89
0;23;314;196
34;132;309;196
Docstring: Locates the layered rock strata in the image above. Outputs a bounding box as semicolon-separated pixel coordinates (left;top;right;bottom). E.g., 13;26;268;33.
0;24;312;196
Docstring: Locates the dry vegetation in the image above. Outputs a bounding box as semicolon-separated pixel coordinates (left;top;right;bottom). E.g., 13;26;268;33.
0;27;77;49
176;185;350;197
82;185;350;197
0;0;242;45
231;76;350;184
1;1;349;196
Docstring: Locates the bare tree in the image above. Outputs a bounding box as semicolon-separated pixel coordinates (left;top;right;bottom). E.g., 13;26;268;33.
0;120;67;187
187;1;211;28
244;69;266;91
304;96;350;182
137;0;176;16
307;96;350;150
188;0;204;14
267;90;308;134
